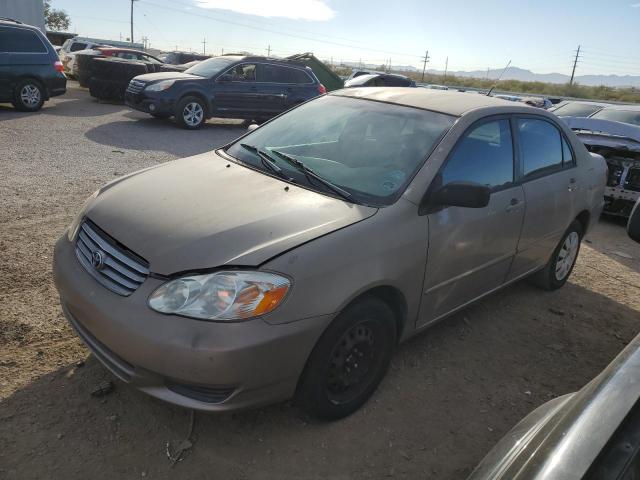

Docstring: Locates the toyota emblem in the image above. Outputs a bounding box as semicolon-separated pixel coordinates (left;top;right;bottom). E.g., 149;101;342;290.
91;249;106;270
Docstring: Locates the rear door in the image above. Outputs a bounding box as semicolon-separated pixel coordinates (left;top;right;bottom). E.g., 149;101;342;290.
507;116;577;279
213;63;260;116
419;117;525;326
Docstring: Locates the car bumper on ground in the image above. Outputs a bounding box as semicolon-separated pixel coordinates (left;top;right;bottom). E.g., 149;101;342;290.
52;233;331;411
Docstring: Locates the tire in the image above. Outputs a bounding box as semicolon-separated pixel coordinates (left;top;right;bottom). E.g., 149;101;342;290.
296;296;397;419
529;220;583;291
175;96;207;129
13;79;45;112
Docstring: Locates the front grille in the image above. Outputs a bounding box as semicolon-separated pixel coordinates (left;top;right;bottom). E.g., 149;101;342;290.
75;220;149;296
126;79;145;94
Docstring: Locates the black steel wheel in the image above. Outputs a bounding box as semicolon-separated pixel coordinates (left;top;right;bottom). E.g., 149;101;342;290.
296;296;397;419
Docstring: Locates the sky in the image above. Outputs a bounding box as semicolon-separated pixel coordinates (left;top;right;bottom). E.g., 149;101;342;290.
52;0;640;76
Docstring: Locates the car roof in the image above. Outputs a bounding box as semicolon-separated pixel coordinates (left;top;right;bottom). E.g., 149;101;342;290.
332;87;521;116
597;104;640;111
0;19;39;31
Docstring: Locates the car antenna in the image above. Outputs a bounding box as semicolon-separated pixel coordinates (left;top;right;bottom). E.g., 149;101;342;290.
486;60;511;96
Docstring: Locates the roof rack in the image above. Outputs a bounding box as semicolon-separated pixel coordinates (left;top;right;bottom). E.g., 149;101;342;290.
0;17;23;24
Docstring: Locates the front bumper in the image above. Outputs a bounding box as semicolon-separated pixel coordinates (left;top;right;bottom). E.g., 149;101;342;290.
53;234;331;411
125;91;175;116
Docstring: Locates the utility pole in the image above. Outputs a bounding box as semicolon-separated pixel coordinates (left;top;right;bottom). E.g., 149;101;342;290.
570;45;581;85
444;56;448;82
421;50;430;82
221;48;224;55
202;37;207;55
130;0;138;44
486;67;490;80
267;45;271;56
141;36;149;50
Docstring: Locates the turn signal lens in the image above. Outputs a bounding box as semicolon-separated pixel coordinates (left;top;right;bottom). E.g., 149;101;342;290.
148;271;291;321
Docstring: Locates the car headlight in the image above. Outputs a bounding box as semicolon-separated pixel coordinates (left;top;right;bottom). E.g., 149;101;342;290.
144;80;175;92
67;189;99;241
148;271;291;321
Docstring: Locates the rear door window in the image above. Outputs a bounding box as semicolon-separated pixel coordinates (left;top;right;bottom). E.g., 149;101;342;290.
0;27;47;53
260;64;289;83
441;119;514;191
517;118;563;178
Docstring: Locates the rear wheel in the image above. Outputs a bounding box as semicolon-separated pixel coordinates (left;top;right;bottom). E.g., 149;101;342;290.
530;220;583;290
13;80;44;111
296;297;396;419
175;96;206;129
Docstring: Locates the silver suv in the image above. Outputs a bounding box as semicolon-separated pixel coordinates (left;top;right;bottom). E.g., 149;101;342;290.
53;88;606;419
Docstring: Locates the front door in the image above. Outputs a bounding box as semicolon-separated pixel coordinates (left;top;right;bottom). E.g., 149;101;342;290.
213;63;259;116
418;118;525;326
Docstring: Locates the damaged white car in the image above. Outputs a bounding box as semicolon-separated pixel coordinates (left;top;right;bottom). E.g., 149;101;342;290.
563;113;640;217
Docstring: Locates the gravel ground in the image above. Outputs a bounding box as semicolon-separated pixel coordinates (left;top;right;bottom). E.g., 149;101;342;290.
1;84;640;480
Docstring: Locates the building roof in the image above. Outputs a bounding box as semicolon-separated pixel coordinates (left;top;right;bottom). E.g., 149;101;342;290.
332;87;517;116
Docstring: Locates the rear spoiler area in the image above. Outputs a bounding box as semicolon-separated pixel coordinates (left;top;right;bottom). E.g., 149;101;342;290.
562;117;640;152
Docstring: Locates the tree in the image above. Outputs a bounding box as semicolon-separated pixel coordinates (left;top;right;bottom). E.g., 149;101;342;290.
44;0;70;31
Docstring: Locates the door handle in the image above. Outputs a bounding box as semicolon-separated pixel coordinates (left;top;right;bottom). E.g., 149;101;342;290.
505;198;522;212
568;178;577;192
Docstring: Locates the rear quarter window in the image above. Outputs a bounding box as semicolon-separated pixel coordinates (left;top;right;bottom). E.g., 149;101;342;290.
69;42;88;52
0;27;47;53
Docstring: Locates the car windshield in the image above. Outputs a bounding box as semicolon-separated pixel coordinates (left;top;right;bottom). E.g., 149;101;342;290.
591;109;640;127
185;57;238;78
225;95;455;206
552;102;604;117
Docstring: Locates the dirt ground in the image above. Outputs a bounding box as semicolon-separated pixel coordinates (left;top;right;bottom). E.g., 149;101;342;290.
1;84;639;480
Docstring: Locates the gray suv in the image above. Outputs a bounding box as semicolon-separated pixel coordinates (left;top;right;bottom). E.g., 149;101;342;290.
53;88;606;419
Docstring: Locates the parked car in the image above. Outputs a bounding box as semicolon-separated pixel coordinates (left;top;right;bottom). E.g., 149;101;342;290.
54;89;606;419
58;36;144;76
520;97;553;109
125;55;327;129
589;104;640;127
549;100;609;118
344;73;416;87
469;259;640;480
75;47;164;87
0;18;66;111
424;84;449;90
563;115;640;217
158;51;210;65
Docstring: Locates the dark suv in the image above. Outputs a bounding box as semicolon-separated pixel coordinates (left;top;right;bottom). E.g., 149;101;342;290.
125;55;326;129
0;18;66;111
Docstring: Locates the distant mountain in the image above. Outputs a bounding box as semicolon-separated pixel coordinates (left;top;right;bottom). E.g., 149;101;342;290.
328;61;640;87
425;66;640;88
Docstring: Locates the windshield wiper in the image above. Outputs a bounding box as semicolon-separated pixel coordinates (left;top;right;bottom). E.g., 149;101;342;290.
269;149;353;201
240;143;290;180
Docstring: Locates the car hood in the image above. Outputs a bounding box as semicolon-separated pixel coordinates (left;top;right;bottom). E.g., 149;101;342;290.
133;71;201;83
84;151;377;275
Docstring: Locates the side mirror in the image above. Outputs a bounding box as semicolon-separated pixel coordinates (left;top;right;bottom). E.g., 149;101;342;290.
247;123;259;132
217;73;232;82
431;182;491;209
628;198;640;243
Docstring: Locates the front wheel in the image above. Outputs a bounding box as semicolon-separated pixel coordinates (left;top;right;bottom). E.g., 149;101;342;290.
530;220;583;290
175;96;206;129
296;297;397;419
13;80;45;112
